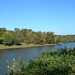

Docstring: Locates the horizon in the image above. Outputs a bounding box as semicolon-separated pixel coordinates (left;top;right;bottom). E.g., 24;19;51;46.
0;0;75;35
0;27;75;35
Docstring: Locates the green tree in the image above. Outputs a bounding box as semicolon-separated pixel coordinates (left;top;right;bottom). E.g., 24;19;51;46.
26;32;32;43
3;34;13;45
14;28;20;35
46;32;55;44
3;32;22;45
11;32;22;45
21;29;28;37
0;28;7;44
35;31;42;44
21;29;28;42
13;37;22;45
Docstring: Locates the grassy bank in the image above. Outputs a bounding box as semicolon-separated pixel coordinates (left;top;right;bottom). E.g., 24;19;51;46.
0;43;64;50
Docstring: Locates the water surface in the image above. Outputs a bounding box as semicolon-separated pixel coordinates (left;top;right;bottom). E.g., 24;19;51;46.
0;42;75;75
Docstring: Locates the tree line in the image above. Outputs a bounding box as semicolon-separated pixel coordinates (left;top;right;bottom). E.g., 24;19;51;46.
0;28;75;45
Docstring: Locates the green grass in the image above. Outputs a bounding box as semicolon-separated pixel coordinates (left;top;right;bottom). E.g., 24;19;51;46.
0;43;63;50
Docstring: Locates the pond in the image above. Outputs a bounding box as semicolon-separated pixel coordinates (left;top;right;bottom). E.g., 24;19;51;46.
0;42;75;75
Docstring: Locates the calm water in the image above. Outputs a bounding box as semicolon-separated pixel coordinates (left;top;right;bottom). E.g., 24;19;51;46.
0;42;75;75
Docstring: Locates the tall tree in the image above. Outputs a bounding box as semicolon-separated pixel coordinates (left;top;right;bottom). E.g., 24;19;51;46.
0;28;7;44
46;32;55;44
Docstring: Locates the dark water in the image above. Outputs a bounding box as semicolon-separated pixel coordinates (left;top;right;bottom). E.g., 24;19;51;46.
0;42;75;75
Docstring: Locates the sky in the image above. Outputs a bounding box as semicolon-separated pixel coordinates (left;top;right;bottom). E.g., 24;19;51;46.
0;0;75;35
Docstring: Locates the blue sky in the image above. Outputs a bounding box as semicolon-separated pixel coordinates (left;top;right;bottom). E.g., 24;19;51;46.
0;0;75;35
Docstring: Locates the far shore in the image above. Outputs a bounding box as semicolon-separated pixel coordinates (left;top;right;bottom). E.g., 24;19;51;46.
0;43;64;50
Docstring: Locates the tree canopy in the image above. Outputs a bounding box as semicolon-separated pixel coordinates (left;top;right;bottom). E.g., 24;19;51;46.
0;28;75;45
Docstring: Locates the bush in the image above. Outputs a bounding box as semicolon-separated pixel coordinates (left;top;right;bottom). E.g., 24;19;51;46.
6;48;75;75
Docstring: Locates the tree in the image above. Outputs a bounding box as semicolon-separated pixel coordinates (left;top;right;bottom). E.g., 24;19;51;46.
21;29;28;42
11;32;22;45
0;28;7;44
0;28;7;33
50;32;55;43
26;32;32;43
3;34;13;45
21;29;28;37
35;31;42;44
14;28;20;35
13;37;22;45
43;38;46;44
28;29;32;33
3;31;22;45
46;32;55;44
55;35;63;43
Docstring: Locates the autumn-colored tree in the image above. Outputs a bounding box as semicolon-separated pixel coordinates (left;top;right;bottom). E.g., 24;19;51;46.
43;38;46;44
33;41;37;44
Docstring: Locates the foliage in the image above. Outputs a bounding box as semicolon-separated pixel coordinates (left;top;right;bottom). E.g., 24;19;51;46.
43;38;46;44
0;28;7;44
26;32;32;43
0;28;75;45
33;41;37;44
3;34;13;45
3;32;22;45
6;48;75;75
35;31;43;44
13;37;22;45
46;32;55;44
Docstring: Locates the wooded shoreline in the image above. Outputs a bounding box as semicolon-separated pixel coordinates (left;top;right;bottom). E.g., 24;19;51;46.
0;43;64;50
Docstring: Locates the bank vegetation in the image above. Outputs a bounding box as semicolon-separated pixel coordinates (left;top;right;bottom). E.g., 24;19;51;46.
6;47;75;75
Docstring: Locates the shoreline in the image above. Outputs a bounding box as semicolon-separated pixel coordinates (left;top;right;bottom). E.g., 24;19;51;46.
0;43;64;50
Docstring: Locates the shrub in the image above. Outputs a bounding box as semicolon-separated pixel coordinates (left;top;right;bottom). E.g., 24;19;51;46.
6;48;75;75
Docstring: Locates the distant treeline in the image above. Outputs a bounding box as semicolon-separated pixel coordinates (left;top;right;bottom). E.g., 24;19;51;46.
0;28;75;45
